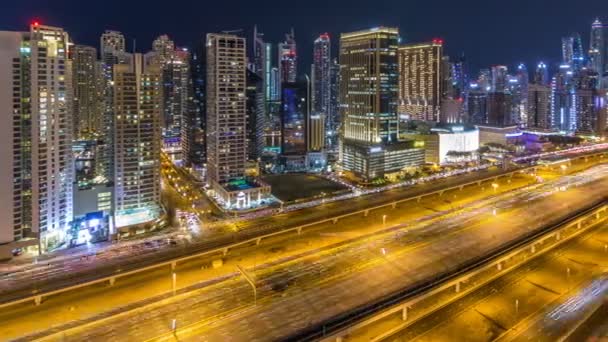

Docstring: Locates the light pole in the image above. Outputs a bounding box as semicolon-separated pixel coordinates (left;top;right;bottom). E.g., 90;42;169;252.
492;183;499;193
172;272;177;296
382;215;387;226
237;265;257;306
560;164;567;175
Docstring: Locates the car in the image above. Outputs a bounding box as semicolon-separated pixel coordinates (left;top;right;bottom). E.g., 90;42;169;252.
11;248;23;256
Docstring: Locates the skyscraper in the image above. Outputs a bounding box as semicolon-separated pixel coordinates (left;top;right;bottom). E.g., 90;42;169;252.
589;19;605;77
467;83;488;125
562;33;585;71
311;33;330;151
185;44;206;166
397;40;443;122
527;84;552;129
551;66;575;131
328;57;341;150
0;23;74;255
512;63;529;126
71;45;104;138
151;34;175;65
491;65;508;93
149;36;191;160
281;80;309;156
312;34;331;117
206;33;247;186
113;54;162;228
533;62;549;85
246;68;266;161
278;29;297;84
340;27;424;181
100;30;126;59
99;30;127;183
206;33;270;209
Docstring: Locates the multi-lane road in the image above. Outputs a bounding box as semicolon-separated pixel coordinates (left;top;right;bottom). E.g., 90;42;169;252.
368;208;608;342
1;166;542;340
2;146;605;306
5;163;608;341
0;161;539;302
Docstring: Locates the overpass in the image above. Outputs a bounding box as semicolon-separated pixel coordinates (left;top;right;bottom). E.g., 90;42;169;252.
286;200;608;342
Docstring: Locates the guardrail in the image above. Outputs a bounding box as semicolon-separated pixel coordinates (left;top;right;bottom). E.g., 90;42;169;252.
1;149;606;310
288;198;608;342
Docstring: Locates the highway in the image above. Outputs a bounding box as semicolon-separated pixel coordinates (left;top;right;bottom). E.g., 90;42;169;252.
348;207;608;342
2;147;605;304
0;162;537;302
1;165;544;340
6;163;608;341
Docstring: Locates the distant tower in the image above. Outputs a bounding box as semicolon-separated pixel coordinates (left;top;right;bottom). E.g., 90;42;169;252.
311;33;330;151
491;65;508;93
562;33;584;71
590;19;605;76
149;35;191;160
533;62;549;85
100;30;126;67
527;84;552;129
278;29;297;84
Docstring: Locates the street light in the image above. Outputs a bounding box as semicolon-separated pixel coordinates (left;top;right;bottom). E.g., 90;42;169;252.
382;215;387;226
491;183;499;193
560;164;567;175
172;272;177;296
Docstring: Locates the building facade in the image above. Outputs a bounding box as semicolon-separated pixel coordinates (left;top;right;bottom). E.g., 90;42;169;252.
311;33;330;151
397;40;443;122
113;54;162;228
527;84;553;129
71;45;103;138
340;27;414;181
278;29;297;84
0;24;74;255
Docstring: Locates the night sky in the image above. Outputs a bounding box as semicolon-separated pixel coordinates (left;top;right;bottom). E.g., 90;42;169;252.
1;0;605;75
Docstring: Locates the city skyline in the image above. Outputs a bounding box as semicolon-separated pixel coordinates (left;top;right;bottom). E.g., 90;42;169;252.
2;0;606;74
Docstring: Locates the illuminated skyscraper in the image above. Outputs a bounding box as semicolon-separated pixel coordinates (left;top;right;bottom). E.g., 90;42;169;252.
113;54;162;228
278;29;297;84
281;80;309;157
206;33;270;209
527;84;552;129
339;27;424;181
467;83;488;124
533;62;549;85
100;30;125;59
491;65;508;93
312;34;331;118
311;33;330;151
99;30;127;184
71;44;104;138
0;23;74;255
562;33;584;71
590;19;605;76
397;40;444;122
151;34;175;65
206;33;247;185
149;35;191;160
246;68;266;160
327;58;341;149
